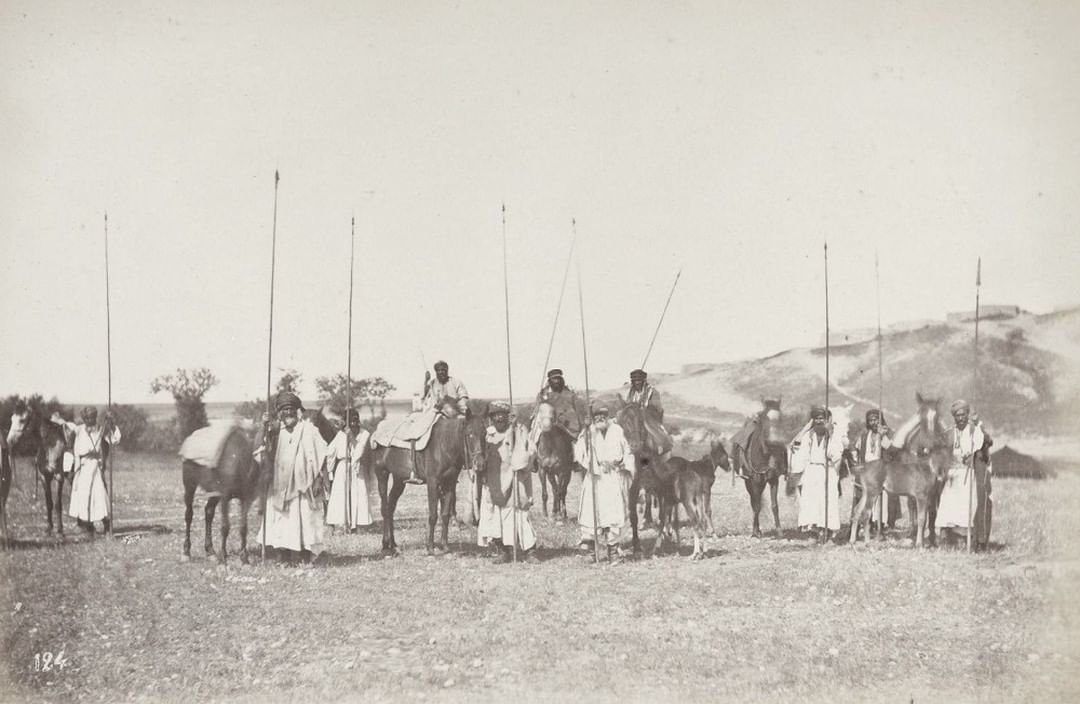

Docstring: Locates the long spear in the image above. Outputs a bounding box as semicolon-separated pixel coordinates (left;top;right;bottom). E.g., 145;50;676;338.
104;211;114;537
345;215;356;532
968;257;981;553
261;170;280;563
539;222;577;390
823;240;831;545
501;204;519;562
577;251;602;564
875;250;885;534
641;269;682;369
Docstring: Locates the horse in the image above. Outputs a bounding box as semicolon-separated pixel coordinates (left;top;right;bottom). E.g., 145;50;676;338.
656;451;725;561
372;411;487;556
181;425;261;564
613;399;674;556
692;440;729;536
892;392;948;545
7;405;76;537
731;400;788;537
532;402;575;522
848;439;948;548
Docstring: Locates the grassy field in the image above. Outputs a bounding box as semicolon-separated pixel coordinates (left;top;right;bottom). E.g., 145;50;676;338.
1;445;1079;703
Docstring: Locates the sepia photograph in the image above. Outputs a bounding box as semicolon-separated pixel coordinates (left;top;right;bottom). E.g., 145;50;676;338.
1;1;1078;702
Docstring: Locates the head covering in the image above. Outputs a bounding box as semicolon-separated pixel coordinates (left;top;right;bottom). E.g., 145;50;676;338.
547;368;564;380
488;400;511;416
950;399;970;414
81;406;98;424
434;360;449;372
275;391;302;413
810;404;827;419
591;403;609;418
630;369;647;381
865;409;882;422
343;408;361;426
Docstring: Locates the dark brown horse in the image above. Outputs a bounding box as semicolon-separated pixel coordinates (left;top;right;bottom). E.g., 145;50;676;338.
614;400;673;556
373;412;487;556
181;425;261;564
731;400;788;537
657;455;711;559
7;405;76;537
532;402;575;522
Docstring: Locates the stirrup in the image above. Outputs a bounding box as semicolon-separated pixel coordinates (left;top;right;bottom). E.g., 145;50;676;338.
405;441;424;484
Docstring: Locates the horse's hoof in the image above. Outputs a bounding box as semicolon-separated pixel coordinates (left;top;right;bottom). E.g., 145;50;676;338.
45;528;53;537
752;531;762;539
239;554;250;565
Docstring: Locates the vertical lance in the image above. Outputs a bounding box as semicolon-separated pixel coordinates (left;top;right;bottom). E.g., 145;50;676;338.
261;170;280;563
345;215;356;531
500;204;520;562
875;249;885;533
577;250;602;564
968;257;981;553
104;212;114;536
823;240;831;544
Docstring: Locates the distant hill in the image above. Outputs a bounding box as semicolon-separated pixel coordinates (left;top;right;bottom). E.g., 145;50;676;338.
626;306;1080;437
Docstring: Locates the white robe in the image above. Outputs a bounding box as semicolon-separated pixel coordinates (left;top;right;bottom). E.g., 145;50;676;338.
69;424;120;523
791;429;844;531
325;430;376;527
575;423;636;542
477;424;536;550
257;420;327;554
936;424;985;530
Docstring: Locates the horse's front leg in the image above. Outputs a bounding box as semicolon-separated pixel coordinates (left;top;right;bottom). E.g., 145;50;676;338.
42;472;55;536
557;467;571;522
769;477;781;535
437;477;453;553
238;499;250;564
56;473;67;537
746;479;763;538
539;464;549;518
426;478;439;556
183;480;195;560
218;497;231;564
204;496;220;556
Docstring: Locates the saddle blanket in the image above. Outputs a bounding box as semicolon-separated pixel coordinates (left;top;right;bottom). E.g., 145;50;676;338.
729;416;757;452
370;410;438;451
179;420;238;469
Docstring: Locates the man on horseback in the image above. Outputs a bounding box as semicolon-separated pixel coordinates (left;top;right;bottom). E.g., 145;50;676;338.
790;405;844;537
626;369;664;422
851;409;895;528
531;369;584;437
419;361;469;416
254;391;336;565
478;401;539;564
575;403;636;562
936;399;993;549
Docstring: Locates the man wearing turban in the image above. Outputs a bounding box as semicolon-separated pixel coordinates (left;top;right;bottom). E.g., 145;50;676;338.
478;401;539;563
851;409;897;529
574;403;636;561
936;399;993;548
254;391;337;564
789;405;845;535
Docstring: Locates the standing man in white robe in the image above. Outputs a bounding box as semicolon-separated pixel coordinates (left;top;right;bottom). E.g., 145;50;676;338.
790;405;844;536
255;392;335;565
325;409;376;531
574;404;636;561
936;399;991;546
477;401;539;563
65;406;120;536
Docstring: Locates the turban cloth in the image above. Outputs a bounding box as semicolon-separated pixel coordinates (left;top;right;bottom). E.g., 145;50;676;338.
950;399;970;414
487;401;511;416
547;368;564;380
275;391;302;413
810;405;828;419
630;369;647;380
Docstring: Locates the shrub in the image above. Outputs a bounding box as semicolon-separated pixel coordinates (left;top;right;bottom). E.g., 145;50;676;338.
150;368;219;439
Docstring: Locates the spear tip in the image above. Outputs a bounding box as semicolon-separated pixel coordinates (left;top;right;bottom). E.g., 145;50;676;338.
275;169;280;183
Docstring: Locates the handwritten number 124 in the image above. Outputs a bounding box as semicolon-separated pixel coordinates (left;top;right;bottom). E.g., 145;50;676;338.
33;651;70;672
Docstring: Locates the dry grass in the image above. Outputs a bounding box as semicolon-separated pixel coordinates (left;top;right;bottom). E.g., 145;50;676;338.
1;446;1078;703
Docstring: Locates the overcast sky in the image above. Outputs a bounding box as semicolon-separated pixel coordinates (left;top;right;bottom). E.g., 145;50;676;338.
2;1;1078;405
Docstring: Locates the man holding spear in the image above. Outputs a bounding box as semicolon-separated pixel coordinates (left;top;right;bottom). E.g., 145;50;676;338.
478;402;538;563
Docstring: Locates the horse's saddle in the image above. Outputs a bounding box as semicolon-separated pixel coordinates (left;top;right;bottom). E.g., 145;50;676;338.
729;416;757;453
370;410;439;451
179;421;237;469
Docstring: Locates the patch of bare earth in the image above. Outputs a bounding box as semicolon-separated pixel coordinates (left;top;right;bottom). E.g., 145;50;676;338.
1;448;1078;702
